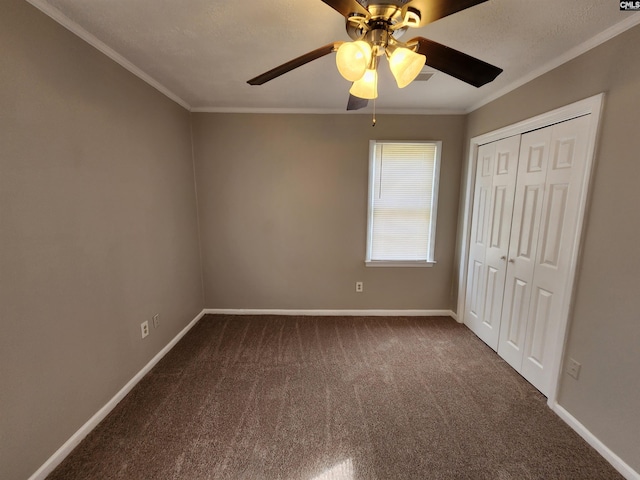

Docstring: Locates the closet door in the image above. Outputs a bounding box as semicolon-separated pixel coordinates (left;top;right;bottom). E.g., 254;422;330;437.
498;127;552;371
464;136;520;350
520;115;591;394
498;115;591;395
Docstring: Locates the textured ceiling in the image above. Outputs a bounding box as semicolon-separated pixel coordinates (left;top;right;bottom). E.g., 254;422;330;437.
29;0;640;113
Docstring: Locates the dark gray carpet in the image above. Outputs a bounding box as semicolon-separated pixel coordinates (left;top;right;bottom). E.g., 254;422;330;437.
48;315;622;479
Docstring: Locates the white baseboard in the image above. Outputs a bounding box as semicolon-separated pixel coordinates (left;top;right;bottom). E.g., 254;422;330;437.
203;308;456;317
552;403;640;480
28;309;207;480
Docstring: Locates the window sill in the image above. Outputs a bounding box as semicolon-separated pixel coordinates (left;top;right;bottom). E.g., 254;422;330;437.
365;260;436;268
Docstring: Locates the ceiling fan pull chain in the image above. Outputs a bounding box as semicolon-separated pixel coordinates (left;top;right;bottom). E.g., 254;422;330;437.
372;73;377;127
372;99;376;127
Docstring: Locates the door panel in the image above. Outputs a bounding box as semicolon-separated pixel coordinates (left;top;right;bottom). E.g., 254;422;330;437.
507;278;528;344
539;184;569;268
474;186;489;245
498;127;552;370
469;260;483;316
489;186;507;248
526;287;553;367
465;143;494;340
517;185;543;259
465;136;520;350
483;266;500;327
521;115;591;394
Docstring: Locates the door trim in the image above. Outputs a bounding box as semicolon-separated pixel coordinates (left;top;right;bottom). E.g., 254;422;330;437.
456;93;605;406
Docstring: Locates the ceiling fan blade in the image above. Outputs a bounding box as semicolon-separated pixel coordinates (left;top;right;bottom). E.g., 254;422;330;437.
347;94;368;111
248;42;340;85
320;0;369;19
405;0;488;27
410;37;502;87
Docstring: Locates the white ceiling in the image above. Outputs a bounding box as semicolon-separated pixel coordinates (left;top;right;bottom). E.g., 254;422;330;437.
28;0;640;113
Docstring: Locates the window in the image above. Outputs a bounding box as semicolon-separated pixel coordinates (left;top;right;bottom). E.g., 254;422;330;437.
366;140;441;266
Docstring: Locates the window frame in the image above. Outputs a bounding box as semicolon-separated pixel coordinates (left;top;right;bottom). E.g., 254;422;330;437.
365;140;442;267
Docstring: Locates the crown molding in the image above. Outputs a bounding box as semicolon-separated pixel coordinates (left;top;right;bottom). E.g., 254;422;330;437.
24;0;191;111
190;107;466;115
467;13;640;113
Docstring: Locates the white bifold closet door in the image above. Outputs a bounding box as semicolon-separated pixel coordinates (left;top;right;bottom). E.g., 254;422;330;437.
465;115;591;396
464;136;520;351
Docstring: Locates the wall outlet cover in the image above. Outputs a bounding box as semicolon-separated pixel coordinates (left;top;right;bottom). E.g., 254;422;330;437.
566;358;581;379
141;321;149;339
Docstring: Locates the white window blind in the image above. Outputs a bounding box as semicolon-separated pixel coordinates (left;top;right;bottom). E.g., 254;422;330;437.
366;141;441;265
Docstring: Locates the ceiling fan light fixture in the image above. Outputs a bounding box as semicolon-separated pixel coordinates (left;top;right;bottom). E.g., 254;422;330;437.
388;47;426;88
349;68;378;99
336;40;373;82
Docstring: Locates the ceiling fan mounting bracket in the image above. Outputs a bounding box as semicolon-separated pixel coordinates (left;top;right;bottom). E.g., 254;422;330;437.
345;4;415;41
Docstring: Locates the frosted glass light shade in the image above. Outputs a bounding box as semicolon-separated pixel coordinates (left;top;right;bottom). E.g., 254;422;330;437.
336;41;372;82
349;69;378;99
389;47;426;88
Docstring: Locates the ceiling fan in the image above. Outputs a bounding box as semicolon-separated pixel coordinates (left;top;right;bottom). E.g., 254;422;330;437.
247;0;503;110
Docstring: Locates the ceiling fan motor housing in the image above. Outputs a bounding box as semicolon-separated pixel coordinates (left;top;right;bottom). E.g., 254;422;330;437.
345;4;418;42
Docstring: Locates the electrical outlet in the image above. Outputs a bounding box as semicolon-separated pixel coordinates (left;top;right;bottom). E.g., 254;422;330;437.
141;321;149;339
355;281;363;293
152;314;160;328
566;358;581;379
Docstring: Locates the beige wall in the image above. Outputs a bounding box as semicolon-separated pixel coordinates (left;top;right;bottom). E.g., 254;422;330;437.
464;25;640;473
0;2;203;479
192;113;465;311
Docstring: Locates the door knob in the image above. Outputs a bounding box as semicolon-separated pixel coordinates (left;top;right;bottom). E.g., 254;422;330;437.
500;256;506;260
508;258;515;263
